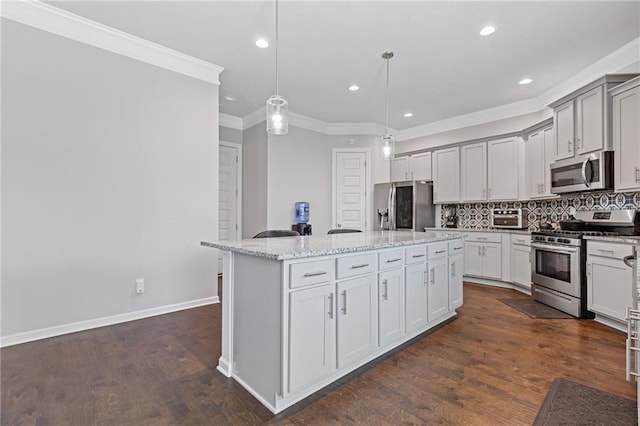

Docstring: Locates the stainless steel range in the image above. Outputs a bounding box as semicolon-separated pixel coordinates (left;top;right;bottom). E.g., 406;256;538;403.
531;209;640;318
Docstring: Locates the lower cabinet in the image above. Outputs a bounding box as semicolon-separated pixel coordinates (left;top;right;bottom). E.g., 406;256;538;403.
449;254;463;310
337;275;377;369
587;254;633;322
405;263;428;333
511;243;532;288
378;268;404;347
464;241;502;279
428;258;449;321
288;284;336;393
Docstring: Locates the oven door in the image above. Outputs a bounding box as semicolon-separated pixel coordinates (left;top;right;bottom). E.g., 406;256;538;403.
531;242;582;297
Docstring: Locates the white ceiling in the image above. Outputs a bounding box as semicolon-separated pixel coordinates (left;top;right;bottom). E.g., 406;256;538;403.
48;1;640;131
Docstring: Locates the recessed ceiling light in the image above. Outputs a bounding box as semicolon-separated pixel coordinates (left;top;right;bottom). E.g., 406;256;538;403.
348;85;360;92
224;95;237;101
403;112;414;118
480;26;496;36
519;78;533;85
255;38;269;48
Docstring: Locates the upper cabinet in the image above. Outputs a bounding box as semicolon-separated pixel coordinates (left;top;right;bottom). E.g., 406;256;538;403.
525;124;556;199
390;152;432;182
433;147;459;203
549;74;638;161
487;137;520;200
611;76;640;192
460;142;487;202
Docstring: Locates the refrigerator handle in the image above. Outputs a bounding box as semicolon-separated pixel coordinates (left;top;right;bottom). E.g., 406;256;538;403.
389;185;395;230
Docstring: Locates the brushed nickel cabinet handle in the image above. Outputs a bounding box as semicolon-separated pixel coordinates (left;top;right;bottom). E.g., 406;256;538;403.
386;258;402;263
304;271;327;277
327;293;334;319
350;263;369;269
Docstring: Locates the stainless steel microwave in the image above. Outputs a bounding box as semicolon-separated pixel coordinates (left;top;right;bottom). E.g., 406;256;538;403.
550;151;613;194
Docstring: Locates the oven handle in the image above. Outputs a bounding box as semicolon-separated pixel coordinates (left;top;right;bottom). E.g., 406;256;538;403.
531;242;578;255
581;158;591;188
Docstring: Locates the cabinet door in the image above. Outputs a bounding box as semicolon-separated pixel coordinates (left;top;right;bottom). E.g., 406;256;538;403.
449;254;464;310
575;86;604;155
390;157;410;182
487;138;519;200
587;256;633;322
461;142;487;201
542;126;555;196
483;242;502;279
337;275;377;369
525;131;545;198
554;100;575;160
464;242;483;277
428;258;449;321
405;263;428;334
613;86;640;192
511;245;531;288
433;147;460;203
378;269;404;347
288;284;336;393
410;152;432;181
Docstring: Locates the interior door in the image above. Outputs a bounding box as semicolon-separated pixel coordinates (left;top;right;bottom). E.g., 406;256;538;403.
335;152;367;230
219;143;239;272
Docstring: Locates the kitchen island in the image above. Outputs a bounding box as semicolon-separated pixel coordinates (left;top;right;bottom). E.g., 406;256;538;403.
202;231;464;414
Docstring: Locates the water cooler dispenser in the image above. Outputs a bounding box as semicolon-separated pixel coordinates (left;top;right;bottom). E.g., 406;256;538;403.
292;202;312;235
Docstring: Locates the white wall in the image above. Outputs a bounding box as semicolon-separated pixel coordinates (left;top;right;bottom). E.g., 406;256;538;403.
220;126;243;145
242;123;268;238
1;20;219;340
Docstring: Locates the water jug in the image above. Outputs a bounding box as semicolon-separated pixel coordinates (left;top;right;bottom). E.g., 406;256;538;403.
295;202;309;224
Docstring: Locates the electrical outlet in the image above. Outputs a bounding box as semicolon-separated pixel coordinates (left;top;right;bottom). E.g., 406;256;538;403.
136;279;144;294
569;207;577;216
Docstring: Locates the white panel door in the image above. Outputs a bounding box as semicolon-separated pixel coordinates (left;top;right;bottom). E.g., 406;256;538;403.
575;86;604;155
390;157;409;182
461;142;487;201
428;258;449;322
542;127;555;196
526;131;545;198
483;243;503;279
378;268;404;347
218;144;239;272
511;245;532;288
587;257;633;322
487;138;519;200
410;152;432;181
464;242;484;277
288;284;336;393
405;263;428;334
449;254;464;310
433;147;460;203
613;86;640;192
555;101;575;160
336;152;367;230
337;275;377;369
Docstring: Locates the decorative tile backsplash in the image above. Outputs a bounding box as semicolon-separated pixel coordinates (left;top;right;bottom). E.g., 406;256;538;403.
441;191;640;230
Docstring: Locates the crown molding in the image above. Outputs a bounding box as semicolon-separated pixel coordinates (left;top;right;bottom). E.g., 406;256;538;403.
327;122;390;136
219;113;243;130
241;106;266;130
289;111;329;134
1;0;224;84
537;37;640;108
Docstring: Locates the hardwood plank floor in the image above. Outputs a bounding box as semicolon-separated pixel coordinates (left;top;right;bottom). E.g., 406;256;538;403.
2;283;635;425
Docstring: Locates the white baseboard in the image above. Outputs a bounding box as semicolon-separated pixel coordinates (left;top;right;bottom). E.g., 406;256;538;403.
1;296;220;348
464;276;531;295
593;314;626;333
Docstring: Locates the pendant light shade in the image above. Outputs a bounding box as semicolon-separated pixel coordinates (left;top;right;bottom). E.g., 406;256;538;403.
266;0;288;135
380;51;395;159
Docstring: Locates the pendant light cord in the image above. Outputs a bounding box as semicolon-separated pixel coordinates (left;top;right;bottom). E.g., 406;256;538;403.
275;0;279;97
385;56;389;134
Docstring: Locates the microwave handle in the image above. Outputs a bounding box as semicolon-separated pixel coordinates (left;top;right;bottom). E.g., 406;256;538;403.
581;158;591;188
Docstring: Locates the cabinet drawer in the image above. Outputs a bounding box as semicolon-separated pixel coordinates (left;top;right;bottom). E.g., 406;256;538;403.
511;235;531;246
290;259;335;289
448;240;464;255
378;249;404;270
465;232;501;243
587;241;634;259
406;245;427;264
428;243;448;260
336;253;376;279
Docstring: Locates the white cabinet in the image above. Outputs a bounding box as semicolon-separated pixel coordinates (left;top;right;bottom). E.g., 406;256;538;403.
288;284;336;393
427;258;449;321
390;152;432;182
449;254;463;310
511;236;532;289
612;77;640;192
464;233;502;280
525;126;555;198
461;142;487;202
378;268;404;347
554;100;575;160
586;241;634;323
404;263;428;334
487;137;520;200
433;147;460;203
336;275;377;369
575;86;604;155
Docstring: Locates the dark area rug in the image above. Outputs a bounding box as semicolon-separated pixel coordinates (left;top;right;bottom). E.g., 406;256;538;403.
498;298;573;319
534;377;637;426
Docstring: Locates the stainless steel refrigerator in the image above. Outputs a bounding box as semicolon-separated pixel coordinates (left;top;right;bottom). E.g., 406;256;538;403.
373;181;435;231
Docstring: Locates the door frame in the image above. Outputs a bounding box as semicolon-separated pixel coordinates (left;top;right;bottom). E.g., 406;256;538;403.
219;140;243;241
331;148;372;231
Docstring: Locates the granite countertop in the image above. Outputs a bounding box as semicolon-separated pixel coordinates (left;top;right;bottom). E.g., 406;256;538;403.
201;231;463;261
424;227;531;235
584;235;640;245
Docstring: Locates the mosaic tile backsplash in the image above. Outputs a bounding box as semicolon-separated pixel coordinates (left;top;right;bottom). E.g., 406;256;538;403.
441;191;640;231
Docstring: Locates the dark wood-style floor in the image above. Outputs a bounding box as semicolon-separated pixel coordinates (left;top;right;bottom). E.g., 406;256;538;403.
2;283;635;425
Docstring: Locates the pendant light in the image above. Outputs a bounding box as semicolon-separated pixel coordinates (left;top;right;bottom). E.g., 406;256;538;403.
266;0;288;135
381;51;394;159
